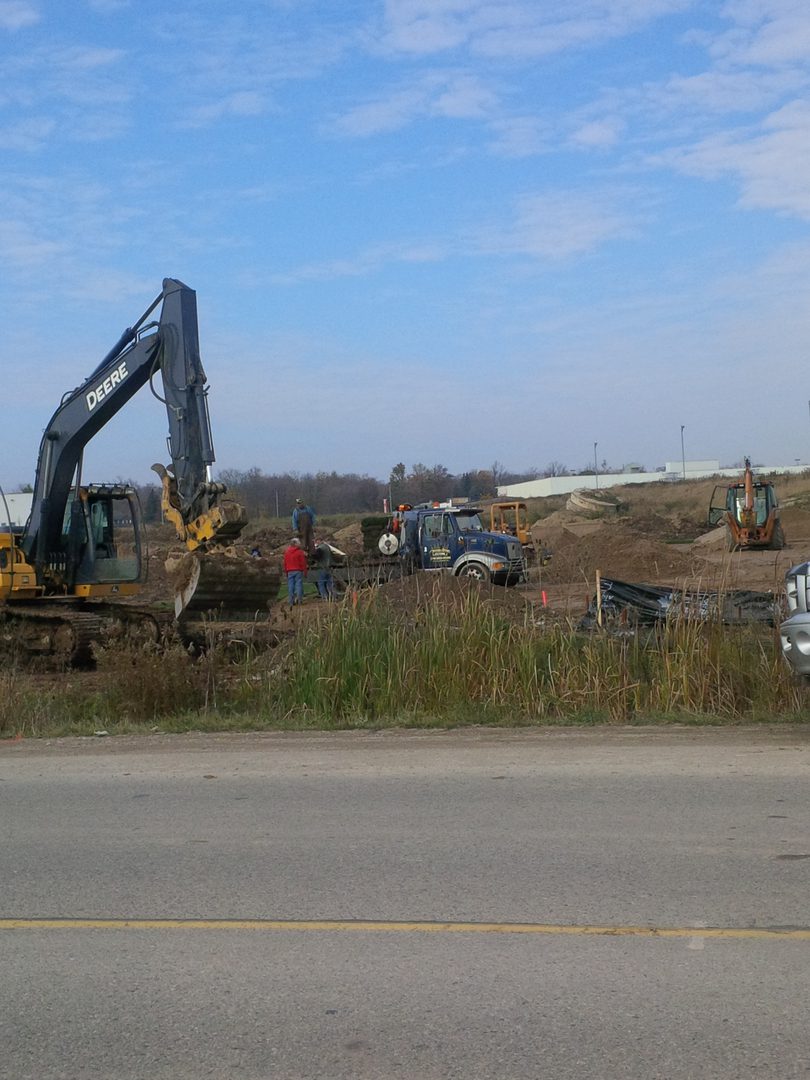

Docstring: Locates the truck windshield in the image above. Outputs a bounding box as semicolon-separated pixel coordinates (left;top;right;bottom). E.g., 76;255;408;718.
455;512;484;532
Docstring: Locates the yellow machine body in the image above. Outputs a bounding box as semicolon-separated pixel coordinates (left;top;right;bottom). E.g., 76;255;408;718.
0;533;41;600
489;501;531;545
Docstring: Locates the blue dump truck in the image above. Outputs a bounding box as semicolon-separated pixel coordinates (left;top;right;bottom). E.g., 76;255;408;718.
326;502;527;589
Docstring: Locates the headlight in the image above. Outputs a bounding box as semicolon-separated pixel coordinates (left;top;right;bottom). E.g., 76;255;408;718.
786;577;798;612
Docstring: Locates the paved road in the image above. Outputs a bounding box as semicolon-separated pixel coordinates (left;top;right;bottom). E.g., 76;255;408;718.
2;727;810;1079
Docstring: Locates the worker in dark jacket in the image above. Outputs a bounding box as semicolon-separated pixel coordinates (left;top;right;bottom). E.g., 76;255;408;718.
282;537;308;606
312;540;335;600
291;498;316;556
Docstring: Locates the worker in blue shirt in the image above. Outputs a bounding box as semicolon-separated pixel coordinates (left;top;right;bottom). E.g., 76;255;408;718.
291;498;316;555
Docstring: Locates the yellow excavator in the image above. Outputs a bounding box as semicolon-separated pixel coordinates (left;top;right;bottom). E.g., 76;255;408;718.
708;458;785;552
0;278;278;664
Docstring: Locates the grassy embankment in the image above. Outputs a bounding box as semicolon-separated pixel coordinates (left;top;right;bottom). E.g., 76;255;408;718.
1;582;807;738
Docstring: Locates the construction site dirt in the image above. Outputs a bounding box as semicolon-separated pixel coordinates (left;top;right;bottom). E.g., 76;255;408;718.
127;478;810;636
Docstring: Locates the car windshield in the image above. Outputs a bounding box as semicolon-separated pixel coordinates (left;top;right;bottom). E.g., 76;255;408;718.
455;512;484;532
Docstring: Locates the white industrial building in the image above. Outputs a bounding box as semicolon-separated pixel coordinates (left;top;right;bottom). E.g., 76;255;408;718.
498;461;809;500
0;491;33;528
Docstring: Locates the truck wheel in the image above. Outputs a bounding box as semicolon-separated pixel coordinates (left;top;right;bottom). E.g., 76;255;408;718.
459;562;490;583
771;522;786;550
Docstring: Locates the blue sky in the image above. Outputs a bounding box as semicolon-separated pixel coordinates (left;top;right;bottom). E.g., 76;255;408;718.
3;0;810;488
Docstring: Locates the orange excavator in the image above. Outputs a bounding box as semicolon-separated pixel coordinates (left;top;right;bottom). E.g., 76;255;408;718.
708;458;785;551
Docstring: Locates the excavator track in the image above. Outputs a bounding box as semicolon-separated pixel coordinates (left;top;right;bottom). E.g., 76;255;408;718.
0;606;101;668
0;603;177;669
88;603;174;649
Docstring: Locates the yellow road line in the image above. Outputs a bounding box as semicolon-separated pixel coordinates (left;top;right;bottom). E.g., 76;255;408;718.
0;919;809;940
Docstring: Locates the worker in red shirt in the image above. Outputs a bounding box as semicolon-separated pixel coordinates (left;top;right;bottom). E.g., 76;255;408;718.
283;536;308;606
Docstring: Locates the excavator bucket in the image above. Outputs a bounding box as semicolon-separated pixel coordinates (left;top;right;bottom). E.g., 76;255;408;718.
170;550;280;645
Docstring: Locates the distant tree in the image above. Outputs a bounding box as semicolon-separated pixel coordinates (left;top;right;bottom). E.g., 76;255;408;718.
389;463;406;486
137;484;162;524
543;461;569;477
16;482;33;493
490;459;507;491
215;467;386;518
402;463;452;504
456;469;493;500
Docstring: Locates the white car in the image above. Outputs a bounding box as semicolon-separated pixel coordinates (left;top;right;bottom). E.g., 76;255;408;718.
780;562;810;675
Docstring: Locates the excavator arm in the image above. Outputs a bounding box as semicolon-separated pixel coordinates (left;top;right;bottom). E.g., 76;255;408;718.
22;278;244;572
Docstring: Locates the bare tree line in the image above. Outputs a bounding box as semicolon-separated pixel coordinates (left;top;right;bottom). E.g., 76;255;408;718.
134;462;543;522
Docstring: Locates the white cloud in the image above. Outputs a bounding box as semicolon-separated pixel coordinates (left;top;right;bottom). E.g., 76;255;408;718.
182;91;268;128
269;242;445;284
334;71;498;136
0;116;55;151
652;67;805;116
569;117;624;148
85;0;130;11
0;1;39;30
0;43;130;116
711;0;810;67
54;45;123;70
0;219;68;267
663;99;810;218
335;86;427;136
476;191;636;259
488;115;553;157
432;72;498;117
486;116;548;157
375;0;693;59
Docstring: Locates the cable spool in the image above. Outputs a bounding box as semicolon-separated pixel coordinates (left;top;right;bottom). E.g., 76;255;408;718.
378;532;399;556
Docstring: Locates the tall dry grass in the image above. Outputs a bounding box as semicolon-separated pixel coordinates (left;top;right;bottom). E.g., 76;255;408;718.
248;590;805;726
1;590;807;737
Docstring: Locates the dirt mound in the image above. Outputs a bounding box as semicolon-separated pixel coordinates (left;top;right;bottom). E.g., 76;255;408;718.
541;523;696;586
628;510;701;540
532;512;606;549
535;509;599;530
361;571;529;620
692;525;727;549
778;507;810;539
243;522;292;556
332;522;364;554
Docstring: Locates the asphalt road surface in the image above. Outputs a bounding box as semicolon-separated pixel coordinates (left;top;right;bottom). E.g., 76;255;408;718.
2;726;810;1079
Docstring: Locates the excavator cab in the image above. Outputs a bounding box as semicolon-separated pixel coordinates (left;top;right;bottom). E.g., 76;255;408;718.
708;483;777;528
63;485;144;593
707;460;784;551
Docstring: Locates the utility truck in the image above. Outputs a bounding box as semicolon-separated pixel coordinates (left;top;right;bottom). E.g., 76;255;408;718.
334;503;527;588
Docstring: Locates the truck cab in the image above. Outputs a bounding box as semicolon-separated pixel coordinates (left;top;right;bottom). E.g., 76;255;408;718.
399;505;526;585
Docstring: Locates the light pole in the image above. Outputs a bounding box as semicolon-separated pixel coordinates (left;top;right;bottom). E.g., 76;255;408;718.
680;425;686;481
594;442;599;490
